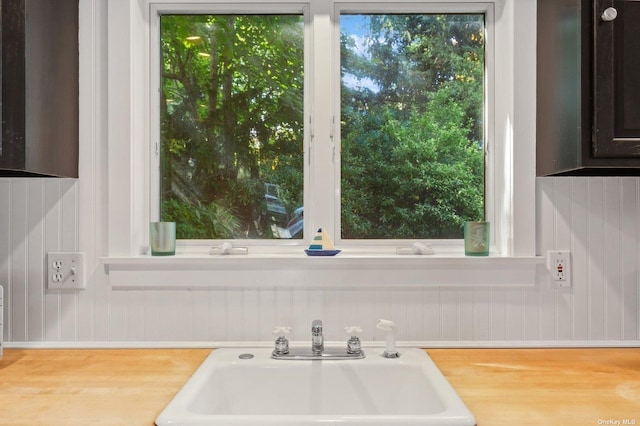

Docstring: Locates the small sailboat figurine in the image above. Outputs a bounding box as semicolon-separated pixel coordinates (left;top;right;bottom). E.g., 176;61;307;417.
305;228;341;256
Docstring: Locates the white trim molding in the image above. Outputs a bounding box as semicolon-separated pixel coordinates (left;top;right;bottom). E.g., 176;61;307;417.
106;0;537;261
102;254;544;288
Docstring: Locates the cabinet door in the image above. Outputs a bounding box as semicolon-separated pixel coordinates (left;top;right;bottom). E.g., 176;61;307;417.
0;0;27;169
593;0;640;157
0;0;78;177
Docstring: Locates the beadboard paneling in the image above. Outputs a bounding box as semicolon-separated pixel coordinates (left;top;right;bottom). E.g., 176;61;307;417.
1;177;640;345
1;0;639;345
4;0;637;346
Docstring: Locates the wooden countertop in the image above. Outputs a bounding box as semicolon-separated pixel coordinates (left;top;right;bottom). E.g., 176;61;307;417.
0;348;638;425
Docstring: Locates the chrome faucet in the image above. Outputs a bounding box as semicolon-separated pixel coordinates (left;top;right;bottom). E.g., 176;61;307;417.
271;320;365;360
311;319;324;354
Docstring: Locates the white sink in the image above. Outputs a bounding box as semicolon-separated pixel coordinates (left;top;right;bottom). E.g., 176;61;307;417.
156;347;476;425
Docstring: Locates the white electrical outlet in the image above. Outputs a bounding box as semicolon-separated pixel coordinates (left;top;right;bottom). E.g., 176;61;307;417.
47;252;85;290
546;250;571;288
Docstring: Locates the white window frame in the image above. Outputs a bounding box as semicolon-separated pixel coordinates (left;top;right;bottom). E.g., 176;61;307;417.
148;3;312;249
332;3;495;250
106;0;536;258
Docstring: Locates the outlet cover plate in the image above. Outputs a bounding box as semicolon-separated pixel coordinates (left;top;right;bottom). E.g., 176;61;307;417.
47;252;85;290
546;250;571;288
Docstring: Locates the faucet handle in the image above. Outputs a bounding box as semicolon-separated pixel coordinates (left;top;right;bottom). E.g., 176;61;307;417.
345;326;363;354
344;326;363;336
273;326;291;337
272;326;291;356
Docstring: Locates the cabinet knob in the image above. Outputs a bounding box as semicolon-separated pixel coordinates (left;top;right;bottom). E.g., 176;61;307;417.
601;7;618;22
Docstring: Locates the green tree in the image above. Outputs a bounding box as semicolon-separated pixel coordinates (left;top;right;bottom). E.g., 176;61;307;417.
341;14;485;239
160;13;485;241
160;15;304;239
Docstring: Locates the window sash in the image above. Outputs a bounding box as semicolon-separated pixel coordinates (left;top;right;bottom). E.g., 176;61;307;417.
335;9;489;242
144;0;506;254
149;3;312;247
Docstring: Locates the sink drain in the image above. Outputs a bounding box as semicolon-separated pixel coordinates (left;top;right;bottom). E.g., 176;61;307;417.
238;353;254;359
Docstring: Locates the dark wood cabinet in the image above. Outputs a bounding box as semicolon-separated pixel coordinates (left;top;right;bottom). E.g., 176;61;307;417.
0;0;78;177
537;0;640;176
593;0;640;158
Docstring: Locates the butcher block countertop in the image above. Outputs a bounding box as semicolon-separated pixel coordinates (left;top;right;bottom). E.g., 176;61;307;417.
0;348;638;425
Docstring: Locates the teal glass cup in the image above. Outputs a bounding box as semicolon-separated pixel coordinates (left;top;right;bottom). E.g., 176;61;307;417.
464;221;490;256
150;222;176;256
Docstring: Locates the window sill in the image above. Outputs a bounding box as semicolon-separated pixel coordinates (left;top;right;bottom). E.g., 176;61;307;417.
101;250;545;289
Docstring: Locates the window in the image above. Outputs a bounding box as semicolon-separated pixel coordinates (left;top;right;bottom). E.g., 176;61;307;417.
107;0;537;257
153;2;488;245
158;14;305;240
339;13;485;240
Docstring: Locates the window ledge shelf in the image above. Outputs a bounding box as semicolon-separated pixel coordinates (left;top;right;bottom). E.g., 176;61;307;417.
101;253;545;289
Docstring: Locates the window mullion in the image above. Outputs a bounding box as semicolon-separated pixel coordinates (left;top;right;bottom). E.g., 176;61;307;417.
308;0;336;240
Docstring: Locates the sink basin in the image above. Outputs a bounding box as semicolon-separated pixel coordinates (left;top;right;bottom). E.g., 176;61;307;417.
156;347;476;425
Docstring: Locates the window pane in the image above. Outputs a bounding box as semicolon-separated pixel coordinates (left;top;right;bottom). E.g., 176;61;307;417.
160;15;304;239
340;14;485;239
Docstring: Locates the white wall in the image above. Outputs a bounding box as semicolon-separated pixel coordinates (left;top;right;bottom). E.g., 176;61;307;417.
1;177;639;346
1;0;638;347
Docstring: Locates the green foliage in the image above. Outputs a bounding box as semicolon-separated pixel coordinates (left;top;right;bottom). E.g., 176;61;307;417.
341;90;483;238
162;198;241;239
340;14;485;239
160;14;304;239
160;12;485;240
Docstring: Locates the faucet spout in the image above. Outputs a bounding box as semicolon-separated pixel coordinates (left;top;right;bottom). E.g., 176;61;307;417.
311;320;324;355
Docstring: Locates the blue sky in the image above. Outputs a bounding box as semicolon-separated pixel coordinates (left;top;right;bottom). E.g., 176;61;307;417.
340;14;380;92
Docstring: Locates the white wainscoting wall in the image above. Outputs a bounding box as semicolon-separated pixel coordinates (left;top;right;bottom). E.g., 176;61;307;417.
0;0;638;348
1;177;639;346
